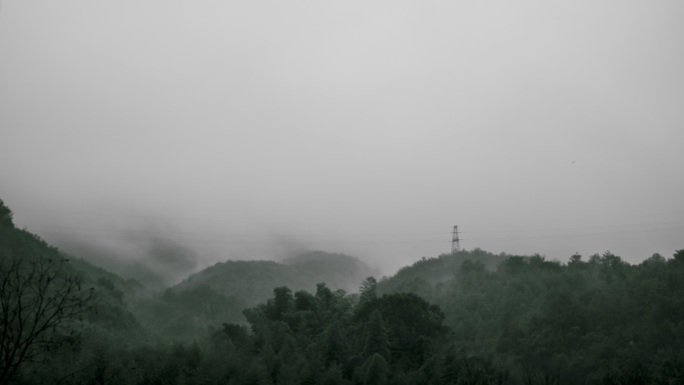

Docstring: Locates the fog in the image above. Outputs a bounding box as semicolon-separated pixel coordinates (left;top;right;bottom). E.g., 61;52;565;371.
1;1;683;278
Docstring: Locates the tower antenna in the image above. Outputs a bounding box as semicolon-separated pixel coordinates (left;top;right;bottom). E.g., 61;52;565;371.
451;225;460;253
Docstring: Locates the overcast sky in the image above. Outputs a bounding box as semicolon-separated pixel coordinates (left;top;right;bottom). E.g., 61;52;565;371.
1;1;683;277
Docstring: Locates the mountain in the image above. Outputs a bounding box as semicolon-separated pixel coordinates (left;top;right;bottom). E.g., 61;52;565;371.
66;254;147;297
376;248;510;297
1;199;380;343
4;199;684;383
54;237;197;290
174;251;377;306
0;199;147;381
284;251;378;293
375;247;684;382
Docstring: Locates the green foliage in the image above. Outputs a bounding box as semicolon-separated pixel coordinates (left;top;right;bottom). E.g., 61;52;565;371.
0;199;13;228
379;248;684;383
362;311;390;361
2;200;684;384
136;285;246;341
359;276;377;305
673;249;684;264
377;248;508;298
356;293;448;370
0;220;94;385
215;283;453;384
175;252;375;307
361;353;389;385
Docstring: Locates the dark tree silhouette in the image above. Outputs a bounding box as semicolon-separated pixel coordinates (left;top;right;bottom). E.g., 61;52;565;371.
0;205;93;385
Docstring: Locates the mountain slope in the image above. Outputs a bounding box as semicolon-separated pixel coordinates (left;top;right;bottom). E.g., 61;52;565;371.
175;251;376;306
376;248;510;297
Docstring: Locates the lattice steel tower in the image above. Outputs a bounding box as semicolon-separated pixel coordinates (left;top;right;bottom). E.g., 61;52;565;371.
451;225;460;253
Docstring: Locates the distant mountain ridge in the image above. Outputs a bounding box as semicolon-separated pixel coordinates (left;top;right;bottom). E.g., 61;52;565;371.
174;251;377;305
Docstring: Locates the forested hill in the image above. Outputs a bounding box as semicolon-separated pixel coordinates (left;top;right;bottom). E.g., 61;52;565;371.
376;248;684;383
376;248;509;295
174;251;375;306
3;198;684;384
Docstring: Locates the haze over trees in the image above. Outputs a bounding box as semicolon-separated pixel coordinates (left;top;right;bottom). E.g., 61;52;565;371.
1;199;683;384
0;201;93;385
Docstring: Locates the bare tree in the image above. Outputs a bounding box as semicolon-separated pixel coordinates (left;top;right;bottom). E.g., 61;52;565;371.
0;250;92;385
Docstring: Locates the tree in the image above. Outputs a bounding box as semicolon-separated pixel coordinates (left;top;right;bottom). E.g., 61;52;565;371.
568;253;583;265
673;249;684;264
359;277;377;305
0;200;12;227
363;310;390;362
361;353;389;385
356;293;448;370
0;247;92;384
269;286;293;321
323;323;347;366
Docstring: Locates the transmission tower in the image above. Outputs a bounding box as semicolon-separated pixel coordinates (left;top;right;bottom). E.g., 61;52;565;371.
451;225;460;253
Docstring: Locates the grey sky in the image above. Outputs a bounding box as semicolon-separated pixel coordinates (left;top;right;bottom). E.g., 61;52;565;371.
1;1;683;276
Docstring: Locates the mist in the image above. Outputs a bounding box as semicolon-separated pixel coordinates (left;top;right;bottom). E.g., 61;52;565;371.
2;1;683;279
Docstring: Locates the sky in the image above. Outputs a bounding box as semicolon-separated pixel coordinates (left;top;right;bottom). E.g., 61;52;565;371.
1;1;683;278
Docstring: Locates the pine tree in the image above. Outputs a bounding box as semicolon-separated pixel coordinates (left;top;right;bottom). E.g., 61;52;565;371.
362;353;389;385
363;310;391;362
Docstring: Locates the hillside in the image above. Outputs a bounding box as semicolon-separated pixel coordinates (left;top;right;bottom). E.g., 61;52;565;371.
4;199;684;384
376;248;684;383
67;254;148;297
376;248;510;296
1;200;379;344
174;251;376;306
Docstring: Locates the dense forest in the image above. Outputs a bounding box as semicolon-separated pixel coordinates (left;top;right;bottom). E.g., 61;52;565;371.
1;199;683;384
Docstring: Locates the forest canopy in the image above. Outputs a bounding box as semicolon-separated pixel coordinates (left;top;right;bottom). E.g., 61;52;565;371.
1;200;683;384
